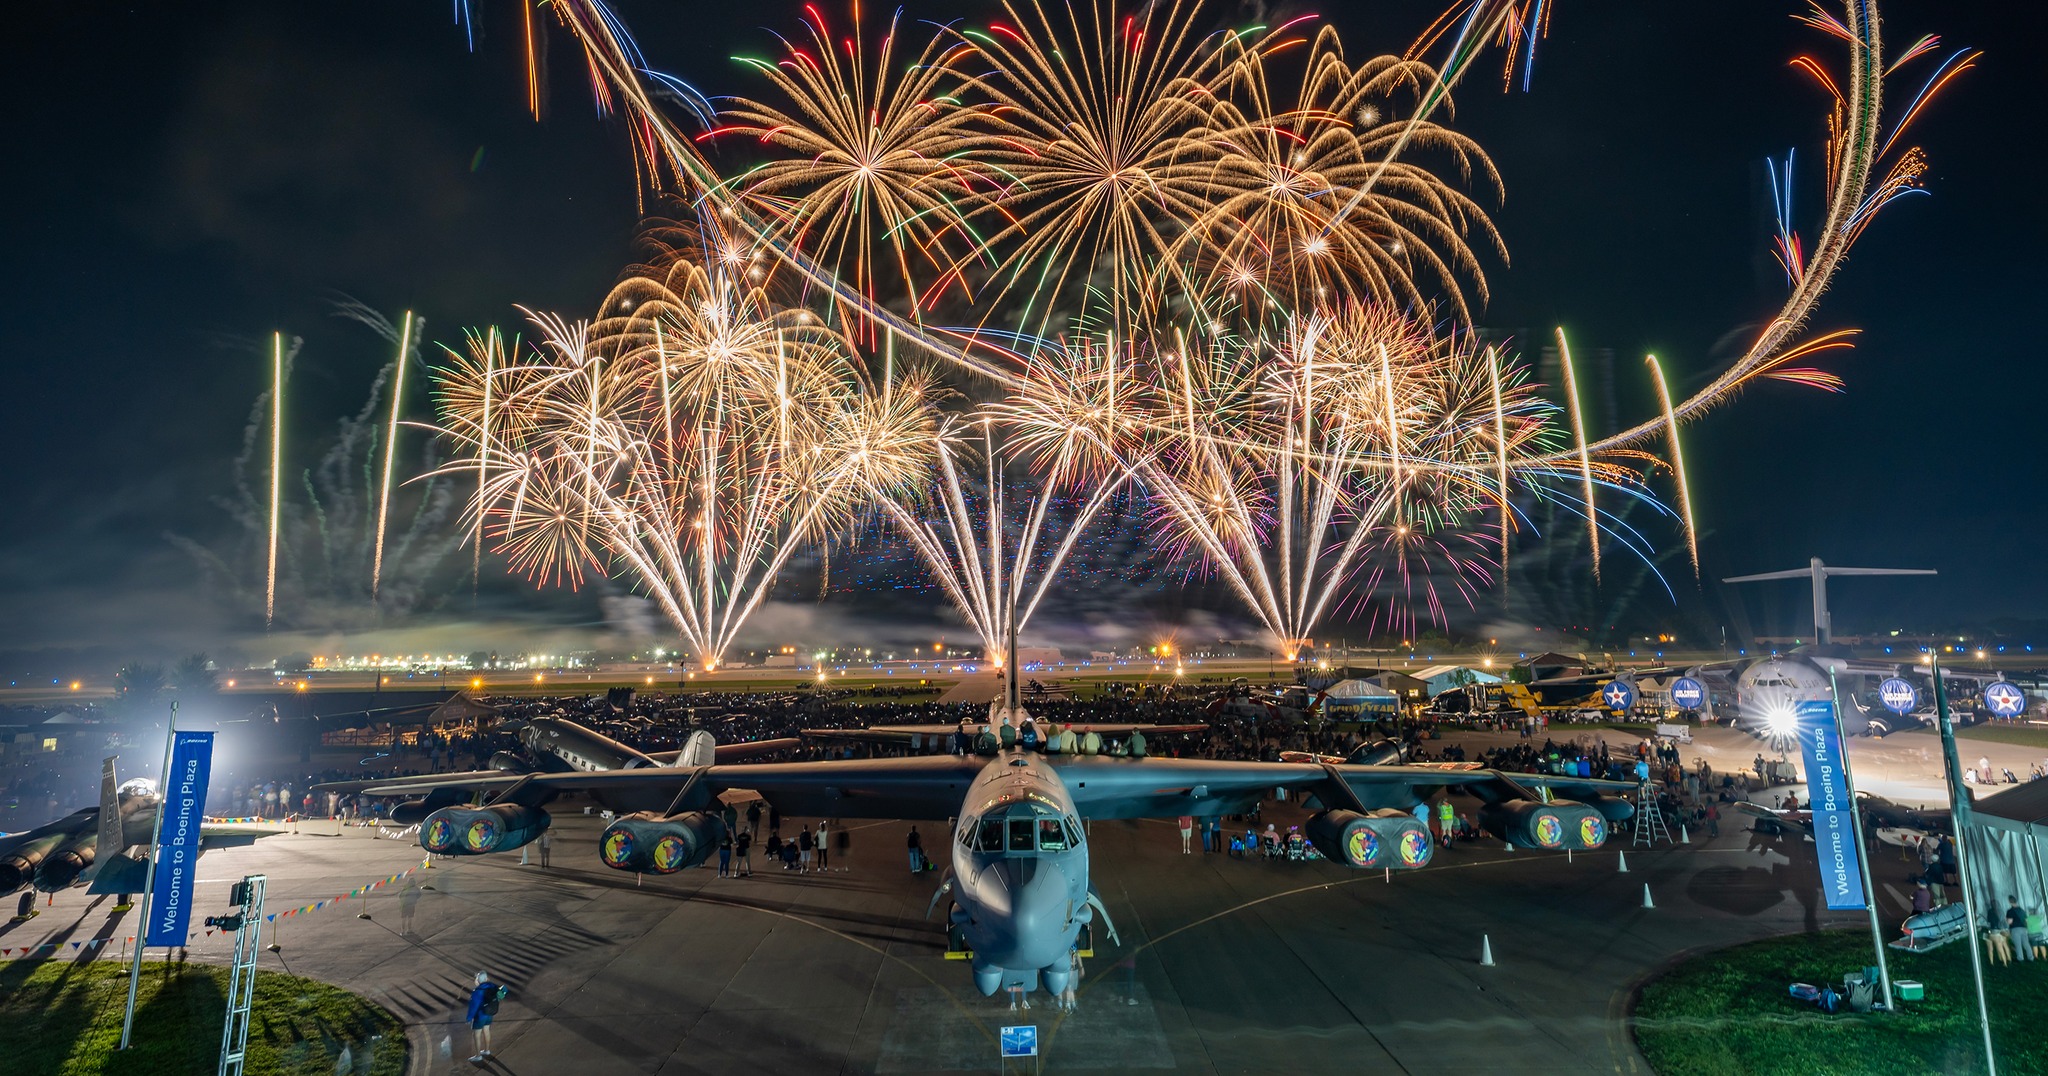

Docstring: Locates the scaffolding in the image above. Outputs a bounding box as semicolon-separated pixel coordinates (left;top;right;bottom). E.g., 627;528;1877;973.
217;874;267;1076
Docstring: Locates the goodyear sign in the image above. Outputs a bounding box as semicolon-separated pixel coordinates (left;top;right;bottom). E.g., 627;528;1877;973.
1794;701;1866;911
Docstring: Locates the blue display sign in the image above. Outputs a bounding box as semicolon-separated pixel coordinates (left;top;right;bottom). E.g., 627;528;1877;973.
1985;681;2027;719
1794;701;1866;911
1878;677;1919;717
144;731;216;946
1000;1025;1038;1058
1669;677;1706;711
1602;680;1636;713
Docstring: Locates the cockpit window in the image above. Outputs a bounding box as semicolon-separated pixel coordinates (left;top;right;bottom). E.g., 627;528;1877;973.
1008;818;1036;852
976;818;1004;852
1038;819;1067;851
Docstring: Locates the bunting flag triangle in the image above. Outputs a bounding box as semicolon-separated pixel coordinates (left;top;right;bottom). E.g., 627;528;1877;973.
71;942;80;951
265;914;275;922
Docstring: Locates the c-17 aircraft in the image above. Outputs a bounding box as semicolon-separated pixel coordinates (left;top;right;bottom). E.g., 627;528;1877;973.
327;704;1637;1001
0;757;275;916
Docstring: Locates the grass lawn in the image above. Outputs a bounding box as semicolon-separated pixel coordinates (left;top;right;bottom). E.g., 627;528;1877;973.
0;959;406;1076
1635;930;2046;1075
1947;724;2048;751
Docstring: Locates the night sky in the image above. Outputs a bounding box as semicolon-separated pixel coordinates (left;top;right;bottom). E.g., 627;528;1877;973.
4;1;2041;673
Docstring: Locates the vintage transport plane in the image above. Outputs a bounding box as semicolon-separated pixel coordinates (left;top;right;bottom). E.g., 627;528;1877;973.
327;701;1636;1001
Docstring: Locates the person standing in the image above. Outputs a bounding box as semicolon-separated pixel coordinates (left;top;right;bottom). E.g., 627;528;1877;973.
798;824;815;873
814;822;830;871
466;971;505;1062
746;801;762;838
537;830;553;868
1206;817;1222;854
907;826;924;872
2008;897;2033;962
717;830;733;878
735;830;753;876
1177;815;1194;855
835;823;851;872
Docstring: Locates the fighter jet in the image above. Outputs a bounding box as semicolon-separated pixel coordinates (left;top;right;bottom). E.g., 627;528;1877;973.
0;757;275;914
1730;793;1951;846
327;713;1636;1001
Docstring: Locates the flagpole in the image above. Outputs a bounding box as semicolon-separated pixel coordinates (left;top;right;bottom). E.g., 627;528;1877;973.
121;700;176;1050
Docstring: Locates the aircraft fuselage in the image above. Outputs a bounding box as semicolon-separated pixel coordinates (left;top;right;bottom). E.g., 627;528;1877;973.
947;751;1093;997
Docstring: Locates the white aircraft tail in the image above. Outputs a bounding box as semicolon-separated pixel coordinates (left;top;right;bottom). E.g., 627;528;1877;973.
678;730;718;768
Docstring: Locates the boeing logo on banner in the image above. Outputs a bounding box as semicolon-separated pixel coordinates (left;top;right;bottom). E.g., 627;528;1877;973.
1603;681;1636;712
1985;681;2027;719
1793;700;1867;911
145;731;216;947
1669;677;1706;711
1878;677;1919;717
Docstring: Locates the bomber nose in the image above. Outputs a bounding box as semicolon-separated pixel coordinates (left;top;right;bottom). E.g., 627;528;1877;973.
985;858;1070;969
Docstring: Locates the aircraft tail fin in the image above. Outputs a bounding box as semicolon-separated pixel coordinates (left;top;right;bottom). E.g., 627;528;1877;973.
97;756;122;854
678;730;717;768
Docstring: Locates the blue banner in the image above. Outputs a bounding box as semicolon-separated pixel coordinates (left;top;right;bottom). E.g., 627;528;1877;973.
1794;700;1866;911
144;731;215;946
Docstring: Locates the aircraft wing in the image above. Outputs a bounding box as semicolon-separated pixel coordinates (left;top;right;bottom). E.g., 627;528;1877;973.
1045;757;1636;820
87;825;287;894
800;724;1208;746
1729;801;1813;836
318;754;1632;824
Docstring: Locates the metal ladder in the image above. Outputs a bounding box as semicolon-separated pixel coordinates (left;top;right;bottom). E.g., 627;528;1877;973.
218;874;267;1076
1633;782;1673;847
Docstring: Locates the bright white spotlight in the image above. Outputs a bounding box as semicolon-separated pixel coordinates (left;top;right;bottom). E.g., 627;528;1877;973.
1764;705;1798;736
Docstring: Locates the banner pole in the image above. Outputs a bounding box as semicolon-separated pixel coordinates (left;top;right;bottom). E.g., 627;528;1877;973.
1826;670;1894;1011
120;700;177;1050
1933;652;1997;1075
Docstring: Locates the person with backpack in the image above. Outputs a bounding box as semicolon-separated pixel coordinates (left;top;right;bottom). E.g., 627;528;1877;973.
466;970;507;1062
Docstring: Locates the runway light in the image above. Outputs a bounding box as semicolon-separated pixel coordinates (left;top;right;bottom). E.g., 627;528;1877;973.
224;679;235;688
70;681;81;691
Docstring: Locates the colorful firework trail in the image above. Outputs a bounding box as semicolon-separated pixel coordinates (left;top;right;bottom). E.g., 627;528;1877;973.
424;0;1964;660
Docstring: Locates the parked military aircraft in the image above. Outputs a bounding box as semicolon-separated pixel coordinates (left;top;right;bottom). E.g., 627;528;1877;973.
327;710;1636;1000
317;714;799;824
1731;793;1951;845
0;758;275;910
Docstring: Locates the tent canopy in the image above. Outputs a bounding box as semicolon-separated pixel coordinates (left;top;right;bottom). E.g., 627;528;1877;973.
1322;679;1400;706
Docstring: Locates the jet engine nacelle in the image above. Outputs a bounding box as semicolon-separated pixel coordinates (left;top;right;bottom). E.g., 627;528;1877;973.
419;804;550;856
34;834;97;891
1478;799;1609;851
487;752;534;775
1304;809;1435;869
1578;794;1636;825
599;811;724;874
392;786;475;826
0;830;70;894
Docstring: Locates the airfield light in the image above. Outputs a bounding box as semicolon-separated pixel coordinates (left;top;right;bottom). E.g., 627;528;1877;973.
1764;704;1798;737
472;677;483;689
1481;658;1493;669
296;681;308;692
224;679;235;688
645;676;655;685
70;681;81;691
534;673;544;683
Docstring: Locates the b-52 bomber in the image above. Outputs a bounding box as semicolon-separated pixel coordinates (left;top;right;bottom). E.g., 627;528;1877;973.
0;758;275;917
327;694;1637;1002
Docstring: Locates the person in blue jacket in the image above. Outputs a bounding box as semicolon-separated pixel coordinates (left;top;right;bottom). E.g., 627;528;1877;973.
466;970;505;1062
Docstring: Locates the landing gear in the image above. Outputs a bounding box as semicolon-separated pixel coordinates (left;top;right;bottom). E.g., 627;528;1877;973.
11;890;35;922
